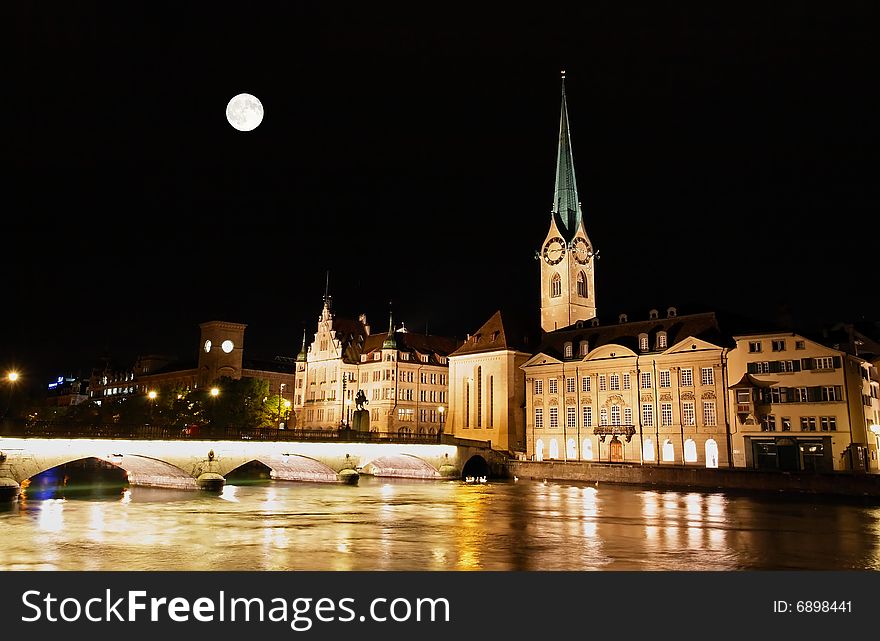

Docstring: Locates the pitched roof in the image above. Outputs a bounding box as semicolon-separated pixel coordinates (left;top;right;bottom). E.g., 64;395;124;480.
359;331;462;364
535;311;723;360
450;310;536;356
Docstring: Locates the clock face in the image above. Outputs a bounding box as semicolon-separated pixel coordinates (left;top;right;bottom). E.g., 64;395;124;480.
204;340;212;353
221;340;234;354
542;236;566;265
572;237;592;264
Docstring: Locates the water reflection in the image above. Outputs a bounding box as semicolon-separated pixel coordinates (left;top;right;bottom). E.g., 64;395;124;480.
0;478;879;570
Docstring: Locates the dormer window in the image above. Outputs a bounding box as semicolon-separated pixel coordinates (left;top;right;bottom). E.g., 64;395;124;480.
657;332;668;349
591;318;599;327
373;353;381;361
649;309;659;320
491;331;499;342
472;334;481;344
564;342;573;359
401;353;410;361
619;313;628;324
438;357;447;365
579;340;589;356
639;333;649;352
360;355;367;362
667;306;677;318
421;354;429;363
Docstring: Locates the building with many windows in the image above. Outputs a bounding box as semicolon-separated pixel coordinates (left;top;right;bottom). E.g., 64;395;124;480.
727;332;878;472
292;298;460;434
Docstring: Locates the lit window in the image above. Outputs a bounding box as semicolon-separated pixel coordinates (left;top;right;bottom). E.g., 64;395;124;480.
564;342;573;358
657;332;667;349
622;373;631;390
642;403;654;426
549;407;558;428
680;368;694;387
598;375;607;391
577;271;588;298
640;372;652;389
659;370;671;388
684;439;697;463
549;378;558;395
610;373;620;390
582;406;592;427
661;403;673;426
639;334;649;351
701;367;714;386
567;407;576;428
535;408;544;428
703;401;717;426
682;401;696;426
534;379;544;395
550;273;562;298
566;377;576;393
611;405;620;425
581;376;591;392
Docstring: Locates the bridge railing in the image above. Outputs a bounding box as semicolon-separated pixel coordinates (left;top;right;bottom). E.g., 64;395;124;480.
0;420;450;445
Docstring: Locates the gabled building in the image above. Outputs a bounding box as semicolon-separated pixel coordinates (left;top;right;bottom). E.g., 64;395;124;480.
292;297;461;434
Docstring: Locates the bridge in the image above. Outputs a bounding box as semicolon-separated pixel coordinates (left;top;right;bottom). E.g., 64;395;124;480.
0;423;507;499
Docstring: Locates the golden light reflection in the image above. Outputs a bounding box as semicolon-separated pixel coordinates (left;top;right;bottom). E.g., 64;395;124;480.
454;487;486;570
87;504;106;542
120;489;132;504
38;499;64;532
220;485;238;502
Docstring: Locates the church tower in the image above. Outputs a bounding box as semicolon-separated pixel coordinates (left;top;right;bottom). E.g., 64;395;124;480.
539;72;597;332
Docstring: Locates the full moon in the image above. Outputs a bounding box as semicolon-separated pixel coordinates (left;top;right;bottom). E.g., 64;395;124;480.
225;93;264;132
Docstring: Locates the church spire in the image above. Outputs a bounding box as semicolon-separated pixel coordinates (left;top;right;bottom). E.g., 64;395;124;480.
296;328;308;362
552;70;582;239
382;302;397;349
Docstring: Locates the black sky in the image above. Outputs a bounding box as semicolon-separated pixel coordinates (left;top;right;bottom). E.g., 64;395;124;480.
7;2;880;392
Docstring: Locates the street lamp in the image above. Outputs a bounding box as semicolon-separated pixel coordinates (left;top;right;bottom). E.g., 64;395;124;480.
277;383;287;427
147;390;157;421
2;371;20;419
438;405;445;438
7;372;19;383
345;397;353;426
210;387;220;397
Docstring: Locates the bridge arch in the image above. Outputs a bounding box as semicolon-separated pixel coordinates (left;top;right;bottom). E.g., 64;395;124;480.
19;455;197;491
234;455;341;483
361;454;440;479
461;455;490;479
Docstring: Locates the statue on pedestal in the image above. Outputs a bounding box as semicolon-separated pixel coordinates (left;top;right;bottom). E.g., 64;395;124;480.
351;389;370;432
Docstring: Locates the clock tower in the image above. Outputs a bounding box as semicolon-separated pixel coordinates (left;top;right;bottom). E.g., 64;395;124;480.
540;72;597;332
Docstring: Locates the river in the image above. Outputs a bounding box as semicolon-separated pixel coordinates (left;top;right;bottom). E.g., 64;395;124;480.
2;477;879;570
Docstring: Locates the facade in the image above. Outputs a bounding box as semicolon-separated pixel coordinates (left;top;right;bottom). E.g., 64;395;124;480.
447;311;533;452
292;298;460;434
87;320;296;411
727;332;878;472
522;309;731;466
45;375;89;407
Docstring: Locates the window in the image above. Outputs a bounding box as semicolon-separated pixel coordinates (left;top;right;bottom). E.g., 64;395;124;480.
661;403;673;426
579;341;589;356
374;353;381;361
421;354;429;363
771;339;786;352
622;373;631;390
662;440;675;462
748;341;762;353
598;375;607;391
567;407;577;429
600;408;608;425
401;353;410;361
583;406;592;427
534;379;543;395
465;381;470;428
682;401;696;426
611;405;621;425
795;340;806;350
822;386;842;401
639;334;649;351
781;417;792;431
564;342;573;358
761;414;776;431
796;387;809;402
640;372;652;389
476;367;482;428
680;368;694;387
610;373;620;390
566;377;576;393
815;357;835;370
581;376;591;392
701;367;714;386
624;407;633;425
577;271;588;298
397;408;415;422
488;376;494;427
550;273;562;298
684;439;698;463
780;360;795;372
642;403;654;426
820;416;837;431
657;332;668;349
800;416;817;431
659;370;671;388
643;438;655;461
320;340;328;351
549;407;559;429
535;408;543;428
703;401;717;426
549;378;558;395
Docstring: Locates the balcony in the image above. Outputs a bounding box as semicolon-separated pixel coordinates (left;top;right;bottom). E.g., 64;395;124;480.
592;425;636;443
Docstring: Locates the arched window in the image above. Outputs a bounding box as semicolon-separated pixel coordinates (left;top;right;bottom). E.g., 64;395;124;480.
639;333;649;351
550;273;562;298
582;439;593;460
579;340;589;356
705;439;719;468
657;331;668;350
564;342;573;358
577;271;588;298
662;439;675;462
567;438;577;459
643;438;655;461
549;439;559;460
684;438;698;463
535;439;544;462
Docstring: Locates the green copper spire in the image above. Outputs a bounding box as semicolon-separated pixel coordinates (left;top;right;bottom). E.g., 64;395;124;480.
552;70;582;239
296;328;308;362
382;305;397;350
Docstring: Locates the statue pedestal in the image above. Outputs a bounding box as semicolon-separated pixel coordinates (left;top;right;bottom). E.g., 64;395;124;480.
351;409;370;433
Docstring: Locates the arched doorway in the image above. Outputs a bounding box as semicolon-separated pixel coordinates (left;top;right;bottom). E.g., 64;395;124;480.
643;438;655;462
610;437;623;462
684;439;698;463
461;455;490;479
548;439;559;460
705;439;719;468
582;438;593;460
662;439;675;462
566;438;577;460
535;439;544;462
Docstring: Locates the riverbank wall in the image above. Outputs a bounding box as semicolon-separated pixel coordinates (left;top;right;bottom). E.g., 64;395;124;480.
507;460;880;497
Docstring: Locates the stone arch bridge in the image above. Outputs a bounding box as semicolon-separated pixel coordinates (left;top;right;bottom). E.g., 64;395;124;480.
0;435;507;497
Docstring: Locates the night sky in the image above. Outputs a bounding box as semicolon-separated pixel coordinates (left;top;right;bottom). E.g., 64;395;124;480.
7;2;879;394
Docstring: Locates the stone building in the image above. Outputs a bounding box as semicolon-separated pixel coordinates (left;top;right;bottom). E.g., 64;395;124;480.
292;298;460;434
726;331;878;472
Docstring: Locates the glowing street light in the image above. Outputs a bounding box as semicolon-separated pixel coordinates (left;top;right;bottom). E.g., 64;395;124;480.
147;390;157;400
210;387;220;397
7;371;19;383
